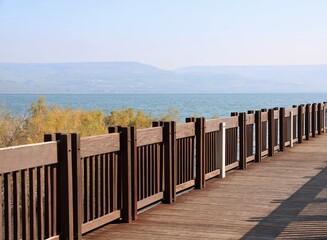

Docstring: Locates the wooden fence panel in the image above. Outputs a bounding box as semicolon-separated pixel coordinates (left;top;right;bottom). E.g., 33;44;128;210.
246;111;255;163
80;134;122;234
176;122;195;192
136;126;165;209
225;127;239;171
0;138;60;240
261;110;268;156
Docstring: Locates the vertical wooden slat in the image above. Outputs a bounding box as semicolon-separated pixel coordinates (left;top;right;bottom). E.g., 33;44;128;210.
29;168;37;240
21;170;28;239
89;156;94;220
145;145;149;198
239;113;247;169
114;152;119;211
94;155;99;218
279;108;285;151
142;147;145;200
37;167;44;240
3;175;10;238
44;165;52;238
255;110;262;162
137;148;143;200
105;154;110;214
12;171;20;240
298;105;304;143
4;173;12;240
305;104;311;140
149;145;153;197
290;111;294;147
318;103;322;135
156;143;161;193
52;165;57;235
120;127;132;223
268;109;275;156
292;105;298;140
101;155;105;216
110;154;115;212
84;157;89;222
0;175;2;239
312;103;317;138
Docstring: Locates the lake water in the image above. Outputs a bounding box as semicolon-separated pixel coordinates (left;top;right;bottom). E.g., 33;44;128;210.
0;93;326;120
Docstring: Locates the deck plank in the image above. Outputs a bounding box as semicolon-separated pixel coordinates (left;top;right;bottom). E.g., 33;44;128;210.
83;135;327;239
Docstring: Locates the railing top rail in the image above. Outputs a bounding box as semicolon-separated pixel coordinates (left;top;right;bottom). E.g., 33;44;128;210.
81;132;120;157
246;113;255;125
261;111;268;122
176;122;195;139
274;110;279;119
0;141;58;174
205;116;238;133
137;126;163;147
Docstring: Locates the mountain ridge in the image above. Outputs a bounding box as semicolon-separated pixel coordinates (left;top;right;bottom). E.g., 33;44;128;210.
0;62;326;93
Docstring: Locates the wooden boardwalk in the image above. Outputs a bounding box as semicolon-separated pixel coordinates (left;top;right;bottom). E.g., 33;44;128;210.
83;134;327;240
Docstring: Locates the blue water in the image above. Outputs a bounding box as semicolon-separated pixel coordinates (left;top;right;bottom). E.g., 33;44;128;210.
0;93;326;120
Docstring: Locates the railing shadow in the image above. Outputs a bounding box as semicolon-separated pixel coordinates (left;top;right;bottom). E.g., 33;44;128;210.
241;166;327;239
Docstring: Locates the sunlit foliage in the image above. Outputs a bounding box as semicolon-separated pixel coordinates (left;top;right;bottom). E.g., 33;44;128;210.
0;97;181;148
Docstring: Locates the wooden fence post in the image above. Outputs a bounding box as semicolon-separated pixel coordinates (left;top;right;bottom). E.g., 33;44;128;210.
239;112;247;169
268;109;275;156
120;127;132;223
130;126;138;220
71;133;82;240
152;121;164;127
292;105;297;141
218;122;226;178
108;126;122;133
171;121;177;201
318;103;322;135
57;133;74;239
305;104;311;140
255;110;262;162
298;105;304;143
312;103;317;138
186;117;196;123
279;108;285;152
290;111;294;147
163;122;173;203
324;102;327;133
195;118;205;189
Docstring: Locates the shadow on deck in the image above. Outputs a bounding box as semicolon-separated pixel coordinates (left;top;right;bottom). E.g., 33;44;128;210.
83;136;327;240
242;165;327;239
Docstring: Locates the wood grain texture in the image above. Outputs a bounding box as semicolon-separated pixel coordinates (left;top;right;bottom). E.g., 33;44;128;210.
81;133;120;157
137;127;163;147
0;142;58;174
83;134;327;240
176;122;195;139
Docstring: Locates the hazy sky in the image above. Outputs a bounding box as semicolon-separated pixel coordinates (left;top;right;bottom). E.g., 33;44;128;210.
0;0;326;69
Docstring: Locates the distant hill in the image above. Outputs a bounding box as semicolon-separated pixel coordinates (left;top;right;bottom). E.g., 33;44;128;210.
0;62;326;93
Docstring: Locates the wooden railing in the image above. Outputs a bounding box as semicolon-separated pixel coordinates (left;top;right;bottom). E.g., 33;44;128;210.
1;102;327;239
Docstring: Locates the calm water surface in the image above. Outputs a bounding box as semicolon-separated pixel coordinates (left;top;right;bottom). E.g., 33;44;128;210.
1;93;326;120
